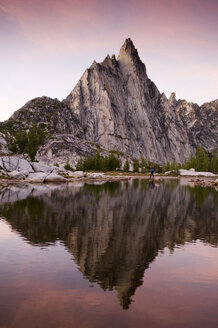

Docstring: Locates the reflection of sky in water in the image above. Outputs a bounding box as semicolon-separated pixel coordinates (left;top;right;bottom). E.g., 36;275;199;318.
0;181;218;328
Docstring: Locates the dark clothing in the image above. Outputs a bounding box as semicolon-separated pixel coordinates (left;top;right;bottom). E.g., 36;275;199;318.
150;167;155;179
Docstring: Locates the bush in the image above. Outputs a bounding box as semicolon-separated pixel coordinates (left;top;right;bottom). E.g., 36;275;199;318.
64;162;72;170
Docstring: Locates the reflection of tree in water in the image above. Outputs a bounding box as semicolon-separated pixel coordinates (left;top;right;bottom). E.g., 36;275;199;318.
0;181;217;309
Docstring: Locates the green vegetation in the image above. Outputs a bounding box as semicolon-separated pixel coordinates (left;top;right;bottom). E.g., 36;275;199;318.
87;141;102;150
8;124;46;161
158;148;218;174
133;179;139;189
123;160;130;172
109;150;124;156
76;153;121;172
184;147;218;173
133;159;139;172
140;157;162;173
186;184;217;207
0;120;15;135
76;147;218;174
162;161;181;173
64;162;73;170
84;181;121;198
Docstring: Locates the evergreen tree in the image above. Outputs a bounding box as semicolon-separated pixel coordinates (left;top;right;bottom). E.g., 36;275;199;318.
133;159;139;172
28;124;46;161
75;158;84;171
209;149;218;173
140;157;146;173
123;160;130;172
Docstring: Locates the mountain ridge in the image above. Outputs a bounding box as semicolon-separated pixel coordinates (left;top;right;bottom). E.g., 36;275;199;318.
0;38;217;167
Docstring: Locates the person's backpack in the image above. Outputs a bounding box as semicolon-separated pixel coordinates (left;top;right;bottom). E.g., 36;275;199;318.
151;167;154;173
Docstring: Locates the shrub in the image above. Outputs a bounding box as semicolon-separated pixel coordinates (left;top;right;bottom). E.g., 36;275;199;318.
64;162;72;170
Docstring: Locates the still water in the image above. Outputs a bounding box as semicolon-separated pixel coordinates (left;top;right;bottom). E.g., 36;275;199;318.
0;180;217;328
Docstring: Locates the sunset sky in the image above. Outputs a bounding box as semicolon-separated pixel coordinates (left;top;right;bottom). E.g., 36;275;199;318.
0;0;217;121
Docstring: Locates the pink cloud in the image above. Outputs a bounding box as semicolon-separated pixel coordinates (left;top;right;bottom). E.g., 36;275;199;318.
0;0;217;57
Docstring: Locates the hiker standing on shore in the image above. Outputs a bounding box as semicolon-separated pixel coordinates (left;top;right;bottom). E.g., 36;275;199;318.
150;166;155;179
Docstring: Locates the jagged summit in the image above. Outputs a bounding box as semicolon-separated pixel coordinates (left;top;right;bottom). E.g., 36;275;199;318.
117;38;146;74
118;38;138;58
91;38;144;71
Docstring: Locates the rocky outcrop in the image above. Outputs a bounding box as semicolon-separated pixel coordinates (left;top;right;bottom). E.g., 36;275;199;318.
0;156;34;173
0;133;10;155
31;162;55;173
0;156;66;182
7;96;83;136
35;134;96;168
179;169;216;176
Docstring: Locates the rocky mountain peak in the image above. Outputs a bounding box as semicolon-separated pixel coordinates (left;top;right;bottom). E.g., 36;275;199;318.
169;92;177;107
117;38;146;73
118;38;137;58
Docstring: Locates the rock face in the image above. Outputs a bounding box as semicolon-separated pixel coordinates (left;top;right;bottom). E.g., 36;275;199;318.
0;133;10;155
31;162;55;173
65;38;218;163
35;134;96;168
0;38;217;164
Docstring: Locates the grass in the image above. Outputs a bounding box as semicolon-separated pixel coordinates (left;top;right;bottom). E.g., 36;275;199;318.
0;175;12;180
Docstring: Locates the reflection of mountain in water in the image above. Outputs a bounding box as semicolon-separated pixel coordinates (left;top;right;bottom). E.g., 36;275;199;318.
0;181;217;309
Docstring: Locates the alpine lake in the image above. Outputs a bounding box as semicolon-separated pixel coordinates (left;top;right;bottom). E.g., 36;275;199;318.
0;179;218;328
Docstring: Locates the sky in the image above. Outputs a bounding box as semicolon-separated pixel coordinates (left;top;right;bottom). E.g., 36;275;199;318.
0;0;218;121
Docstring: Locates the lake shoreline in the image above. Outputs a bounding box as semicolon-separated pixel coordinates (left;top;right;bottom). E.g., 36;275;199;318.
0;175;217;189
